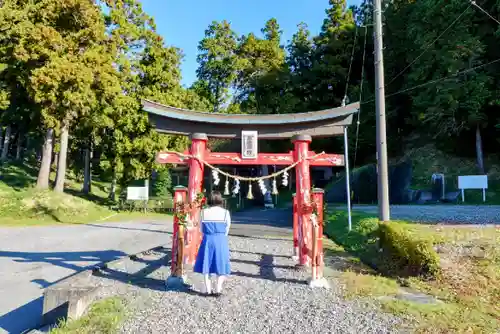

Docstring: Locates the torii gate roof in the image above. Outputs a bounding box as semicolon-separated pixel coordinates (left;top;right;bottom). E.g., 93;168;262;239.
143;99;359;139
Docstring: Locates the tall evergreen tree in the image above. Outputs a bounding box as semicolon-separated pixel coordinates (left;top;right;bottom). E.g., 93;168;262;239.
310;0;356;110
196;20;238;112
234;18;286;113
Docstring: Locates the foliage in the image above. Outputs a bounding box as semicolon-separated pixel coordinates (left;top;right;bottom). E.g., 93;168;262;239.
0;161;167;226
1;0;500;200
326;211;500;332
234;18;286;114
396;144;500;204
153;167;172;198
324;210;441;277
190;0;499;170
174;192;206;227
382;298;499;333
378;221;441;277
196;20;238;112
0;0;207;195
116;197;174;213
50;297;126;334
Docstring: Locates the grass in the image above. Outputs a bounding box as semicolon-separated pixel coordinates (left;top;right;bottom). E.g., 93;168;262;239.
49;297;126;334
325;210;500;333
323;238;402;298
323;210;380;265
0;161;170;226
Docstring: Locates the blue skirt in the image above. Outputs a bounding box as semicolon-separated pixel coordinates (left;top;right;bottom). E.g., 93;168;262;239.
193;232;231;276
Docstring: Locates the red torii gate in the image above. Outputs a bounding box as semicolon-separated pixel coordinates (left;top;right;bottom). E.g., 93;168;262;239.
143;99;359;288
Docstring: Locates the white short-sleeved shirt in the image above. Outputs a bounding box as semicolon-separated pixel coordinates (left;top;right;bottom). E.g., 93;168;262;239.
201;206;231;235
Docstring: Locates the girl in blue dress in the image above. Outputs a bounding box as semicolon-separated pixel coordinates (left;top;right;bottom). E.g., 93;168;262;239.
193;191;231;296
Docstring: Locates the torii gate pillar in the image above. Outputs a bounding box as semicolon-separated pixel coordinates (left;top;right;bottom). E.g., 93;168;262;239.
292;135;313;267
185;133;207;265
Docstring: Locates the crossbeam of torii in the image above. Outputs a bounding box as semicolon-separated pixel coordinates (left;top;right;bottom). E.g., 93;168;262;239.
157;150;344;167
143;99;359;288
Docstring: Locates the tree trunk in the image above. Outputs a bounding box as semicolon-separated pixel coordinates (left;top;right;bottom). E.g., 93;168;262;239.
108;164;117;201
0;126;3;152
54;122;70;193
53;151;59;187
1;125;12;162
475;125;485;175
15;132;22;160
36;129;54;189
82;141;93;194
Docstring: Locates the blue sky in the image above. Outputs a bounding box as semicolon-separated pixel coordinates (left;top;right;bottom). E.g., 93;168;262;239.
140;0;361;87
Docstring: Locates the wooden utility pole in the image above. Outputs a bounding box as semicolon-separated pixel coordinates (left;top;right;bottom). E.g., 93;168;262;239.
373;0;391;221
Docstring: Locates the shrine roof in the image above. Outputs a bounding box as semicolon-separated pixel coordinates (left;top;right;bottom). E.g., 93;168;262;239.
143;99;359;125
143;99;359;139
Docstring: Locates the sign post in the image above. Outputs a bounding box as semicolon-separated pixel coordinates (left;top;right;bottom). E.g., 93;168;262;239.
458;175;488;202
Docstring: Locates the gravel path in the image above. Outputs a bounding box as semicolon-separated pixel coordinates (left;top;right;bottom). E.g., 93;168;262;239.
351;205;500;224
82;209;404;333
0;218;172;334
7;209;408;333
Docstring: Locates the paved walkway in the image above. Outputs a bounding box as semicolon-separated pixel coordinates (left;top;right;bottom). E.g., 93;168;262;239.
351;204;500;224
0;218;172;334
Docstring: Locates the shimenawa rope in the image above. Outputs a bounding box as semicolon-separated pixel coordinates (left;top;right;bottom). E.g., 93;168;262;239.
161;150;327;182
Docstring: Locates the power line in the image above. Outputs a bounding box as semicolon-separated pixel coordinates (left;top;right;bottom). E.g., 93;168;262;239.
353;26;368;170
470;0;500;25
362;57;500;104
342;26;358;105
385;3;473;87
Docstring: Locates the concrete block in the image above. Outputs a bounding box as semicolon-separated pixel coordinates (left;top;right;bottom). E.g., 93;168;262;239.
42;270;99;325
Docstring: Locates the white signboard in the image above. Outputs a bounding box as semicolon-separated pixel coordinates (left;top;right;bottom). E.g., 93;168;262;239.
127;186;149;201
458;175;488;202
241;131;258;159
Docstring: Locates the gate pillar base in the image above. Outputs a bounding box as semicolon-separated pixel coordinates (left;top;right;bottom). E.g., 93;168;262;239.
308;277;330;289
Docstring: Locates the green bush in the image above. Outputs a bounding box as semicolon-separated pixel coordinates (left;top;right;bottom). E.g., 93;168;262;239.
116;197;174;213
325;211;441;278
378;221;441;277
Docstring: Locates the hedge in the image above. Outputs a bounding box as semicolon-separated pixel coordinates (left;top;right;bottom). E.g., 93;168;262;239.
324;211;441;278
378;221;441;277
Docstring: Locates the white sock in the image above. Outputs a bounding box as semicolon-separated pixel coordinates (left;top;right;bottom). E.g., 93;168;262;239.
204;274;212;294
216;275;226;293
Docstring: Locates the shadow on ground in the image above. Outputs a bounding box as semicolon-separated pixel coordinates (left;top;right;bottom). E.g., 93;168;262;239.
0;208;364;333
64;188;111;207
231;209;292;228
0;249;127;333
0;161;38;191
